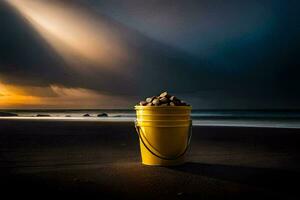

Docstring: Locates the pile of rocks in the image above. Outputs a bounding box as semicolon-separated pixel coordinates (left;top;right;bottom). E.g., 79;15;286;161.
138;92;189;106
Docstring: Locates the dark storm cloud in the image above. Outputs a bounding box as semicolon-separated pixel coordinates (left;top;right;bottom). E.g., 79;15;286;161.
89;0;300;87
0;0;204;96
0;0;299;108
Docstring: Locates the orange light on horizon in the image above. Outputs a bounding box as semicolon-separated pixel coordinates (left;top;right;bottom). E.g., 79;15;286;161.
0;82;42;108
0;82;131;109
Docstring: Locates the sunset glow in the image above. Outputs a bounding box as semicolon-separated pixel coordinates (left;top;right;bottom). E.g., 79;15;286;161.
0;82;41;107
0;82;131;109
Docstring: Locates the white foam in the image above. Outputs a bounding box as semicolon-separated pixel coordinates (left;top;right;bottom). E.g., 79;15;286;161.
1;117;300;129
192;120;300;129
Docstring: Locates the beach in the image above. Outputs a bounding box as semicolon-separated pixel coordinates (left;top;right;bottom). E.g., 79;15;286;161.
0;118;299;199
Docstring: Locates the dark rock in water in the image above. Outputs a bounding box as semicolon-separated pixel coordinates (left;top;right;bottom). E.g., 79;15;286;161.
36;114;51;117
83;114;90;117
65;115;71;117
0;112;18;117
97;113;108;117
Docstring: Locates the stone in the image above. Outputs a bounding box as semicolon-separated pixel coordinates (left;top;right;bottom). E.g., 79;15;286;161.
36;114;51;117
146;96;155;103
136;91;189;107
97;113;108;117
170;96;178;101
159;96;169;103
173;100;182;106
139;101;148;106
159;91;169;98
180;101;187;106
152;98;160;106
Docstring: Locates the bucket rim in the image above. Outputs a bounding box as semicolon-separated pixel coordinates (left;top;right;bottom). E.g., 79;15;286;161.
136;119;192;127
136;119;191;122
136;113;190;116
136;124;190;127
135;105;192;110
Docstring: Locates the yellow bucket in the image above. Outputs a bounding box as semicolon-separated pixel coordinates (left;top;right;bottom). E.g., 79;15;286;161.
134;106;192;166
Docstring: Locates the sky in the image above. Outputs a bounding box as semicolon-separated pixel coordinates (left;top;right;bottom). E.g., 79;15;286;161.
0;0;299;109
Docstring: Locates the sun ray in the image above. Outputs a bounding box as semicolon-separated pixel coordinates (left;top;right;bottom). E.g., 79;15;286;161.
6;0;129;71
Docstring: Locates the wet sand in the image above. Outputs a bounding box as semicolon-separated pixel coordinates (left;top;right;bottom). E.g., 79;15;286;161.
0;119;299;199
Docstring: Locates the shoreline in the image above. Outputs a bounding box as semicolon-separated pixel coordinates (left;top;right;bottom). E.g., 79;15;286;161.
1;117;300;129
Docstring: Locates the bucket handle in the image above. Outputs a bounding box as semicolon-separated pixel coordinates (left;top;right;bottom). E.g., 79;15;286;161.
134;120;192;161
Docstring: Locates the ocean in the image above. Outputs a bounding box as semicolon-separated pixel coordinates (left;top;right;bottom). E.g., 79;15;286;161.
1;109;300;129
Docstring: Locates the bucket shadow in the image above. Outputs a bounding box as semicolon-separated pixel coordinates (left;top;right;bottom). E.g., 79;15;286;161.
169;162;299;193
